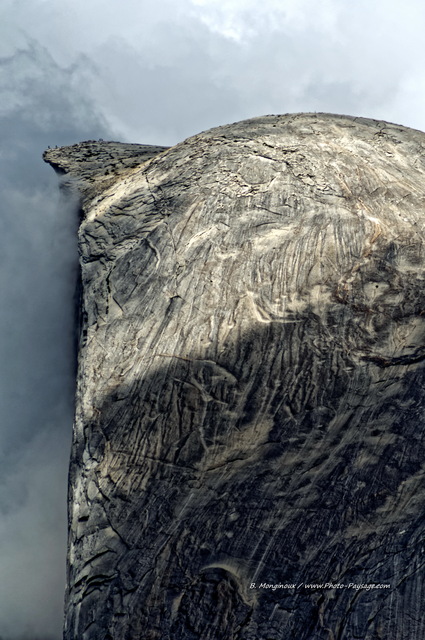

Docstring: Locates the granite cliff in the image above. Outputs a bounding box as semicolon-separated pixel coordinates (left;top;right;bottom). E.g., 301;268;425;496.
44;114;425;640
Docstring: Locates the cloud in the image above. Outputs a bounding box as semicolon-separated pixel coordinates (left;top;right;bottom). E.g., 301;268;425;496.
0;38;112;640
0;422;71;640
3;0;425;146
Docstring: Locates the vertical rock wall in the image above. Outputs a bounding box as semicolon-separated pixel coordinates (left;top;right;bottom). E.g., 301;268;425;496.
45;114;425;640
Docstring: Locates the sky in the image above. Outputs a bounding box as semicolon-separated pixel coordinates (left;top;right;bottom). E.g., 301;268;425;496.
0;0;424;638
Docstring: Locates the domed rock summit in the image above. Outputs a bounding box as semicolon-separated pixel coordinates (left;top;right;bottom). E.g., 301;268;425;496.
45;113;425;640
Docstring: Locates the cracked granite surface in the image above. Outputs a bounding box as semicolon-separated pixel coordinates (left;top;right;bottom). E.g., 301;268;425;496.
45;113;425;639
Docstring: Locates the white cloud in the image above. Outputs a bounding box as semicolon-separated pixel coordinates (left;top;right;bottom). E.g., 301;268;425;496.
189;0;340;39
3;0;425;141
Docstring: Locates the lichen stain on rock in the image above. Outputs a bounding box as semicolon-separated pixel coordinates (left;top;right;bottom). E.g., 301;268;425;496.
45;113;425;640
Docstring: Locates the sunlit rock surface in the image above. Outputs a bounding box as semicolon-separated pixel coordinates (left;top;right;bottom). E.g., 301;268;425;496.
45;114;425;640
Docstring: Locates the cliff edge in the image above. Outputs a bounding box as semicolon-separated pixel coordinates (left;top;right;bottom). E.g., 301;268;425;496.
45;113;425;640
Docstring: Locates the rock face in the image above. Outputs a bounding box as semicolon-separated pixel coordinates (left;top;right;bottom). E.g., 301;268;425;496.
45;140;169;208
45;114;425;640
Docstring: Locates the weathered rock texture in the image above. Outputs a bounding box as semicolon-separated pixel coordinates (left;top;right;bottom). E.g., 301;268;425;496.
46;140;169;207
45;114;425;640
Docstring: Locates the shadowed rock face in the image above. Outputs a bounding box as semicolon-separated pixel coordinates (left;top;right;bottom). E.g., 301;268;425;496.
45;113;425;640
